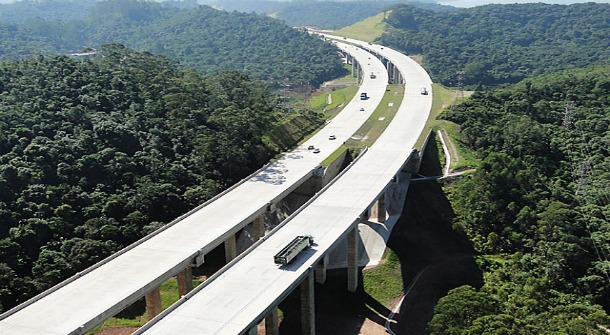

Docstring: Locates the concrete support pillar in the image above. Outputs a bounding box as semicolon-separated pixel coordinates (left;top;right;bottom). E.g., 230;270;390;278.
361;207;371;222
351;59;356;76
145;287;162;321
247;326;258;335
225;234;237;262
347;227;359;293
315;255;329;284
377;193;386;223
177;266;193;296
265;306;280;335
300;271;315;335
252;216;265;241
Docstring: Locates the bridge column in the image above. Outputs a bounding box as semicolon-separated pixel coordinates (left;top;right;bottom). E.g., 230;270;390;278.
252;216;265;241
347;226;359;293
265;306;280;335
301;271;315;335
225;234;238;262
145;287;162;321
361;207;371;222
377;192;386;223
394;67;400;84
177;266;193;296
405;150;422;174
247;326;258;335
315;255;329;284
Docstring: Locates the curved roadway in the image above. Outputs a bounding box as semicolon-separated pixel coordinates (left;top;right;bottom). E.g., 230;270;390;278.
135;37;433;335
0;42;388;335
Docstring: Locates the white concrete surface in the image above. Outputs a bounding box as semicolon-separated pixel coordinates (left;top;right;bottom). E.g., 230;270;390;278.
0;43;389;335
136;37;433;335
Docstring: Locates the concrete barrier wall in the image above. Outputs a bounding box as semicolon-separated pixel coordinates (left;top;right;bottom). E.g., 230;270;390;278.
322;149;351;186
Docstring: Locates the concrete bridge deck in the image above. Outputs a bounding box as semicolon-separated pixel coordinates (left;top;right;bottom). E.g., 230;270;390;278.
135;38;433;335
0;42;389;335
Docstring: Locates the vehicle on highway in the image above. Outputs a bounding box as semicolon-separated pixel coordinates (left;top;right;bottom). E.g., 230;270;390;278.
359;107;365;111
370;72;376;79
420;87;428;95
274;235;314;265
307;145;315;150
313;148;321;154
360;92;368;100
329;135;336;140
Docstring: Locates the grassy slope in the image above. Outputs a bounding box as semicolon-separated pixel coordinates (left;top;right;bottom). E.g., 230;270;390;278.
321;83;404;167
416;84;478;170
310;85;359;115
89;278;201;333
333;11;389;42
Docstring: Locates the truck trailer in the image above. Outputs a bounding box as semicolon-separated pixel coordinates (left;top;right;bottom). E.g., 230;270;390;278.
274;235;314;265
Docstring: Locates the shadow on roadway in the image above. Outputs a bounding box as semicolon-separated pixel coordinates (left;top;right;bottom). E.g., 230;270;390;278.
250;161;289;185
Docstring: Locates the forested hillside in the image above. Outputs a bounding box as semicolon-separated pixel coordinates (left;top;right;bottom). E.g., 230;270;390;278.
0;0;345;87
0;45;323;312
380;3;610;86
430;66;610;333
0;0;96;23
272;0;451;30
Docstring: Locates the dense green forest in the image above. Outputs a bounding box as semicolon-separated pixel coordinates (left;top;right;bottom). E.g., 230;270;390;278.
0;45;323;312
0;0;451;33
0;0;346;87
0;0;96;23
429;65;610;333
272;0;451;30
380;3;610;86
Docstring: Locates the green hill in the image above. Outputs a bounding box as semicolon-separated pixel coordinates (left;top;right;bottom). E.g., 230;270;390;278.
431;65;610;333
0;45;322;312
0;0;346;87
269;0;450;30
380;3;610;86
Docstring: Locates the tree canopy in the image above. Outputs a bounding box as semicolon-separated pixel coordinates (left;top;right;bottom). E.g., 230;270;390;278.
0;0;346;87
0;45;323;311
380;3;610;86
432;65;610;333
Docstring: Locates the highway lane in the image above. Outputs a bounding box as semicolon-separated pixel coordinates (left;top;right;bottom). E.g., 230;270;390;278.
136;38;433;335
0;42;388;335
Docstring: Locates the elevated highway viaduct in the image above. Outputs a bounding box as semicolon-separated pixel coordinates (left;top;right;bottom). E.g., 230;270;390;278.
0;42;396;335
134;35;433;335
